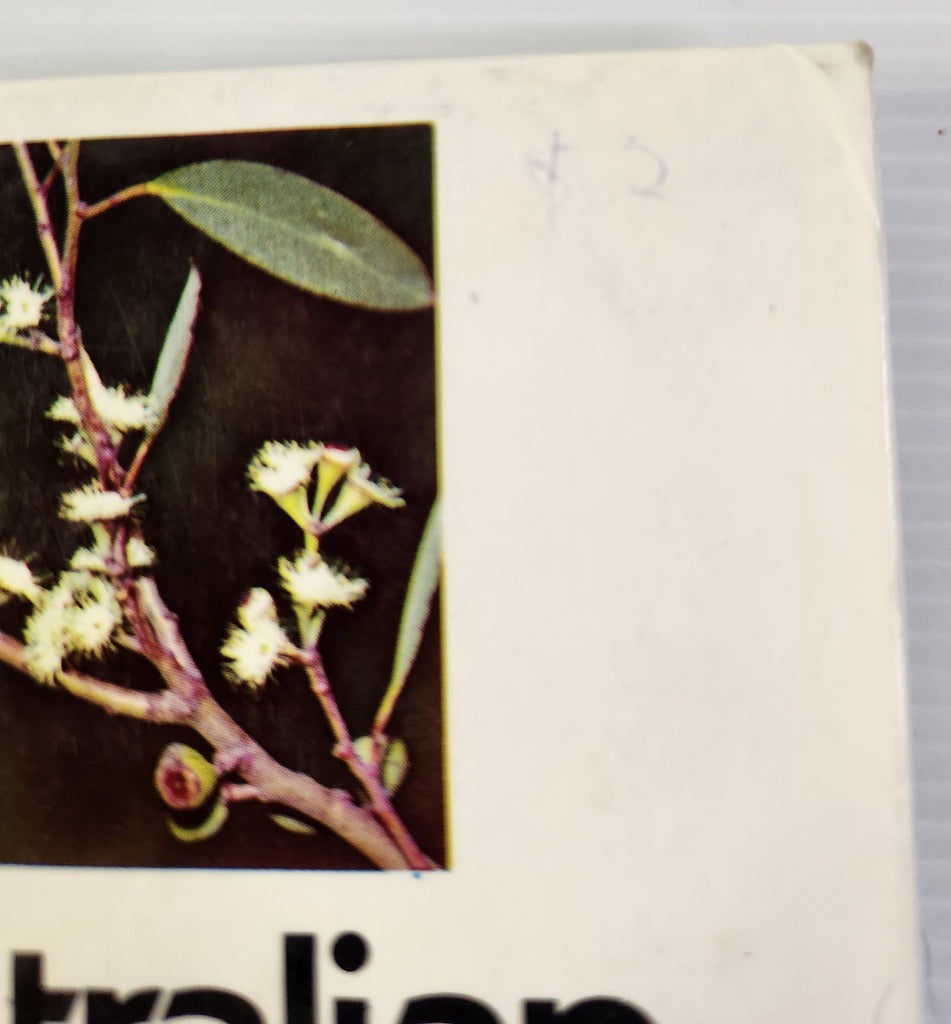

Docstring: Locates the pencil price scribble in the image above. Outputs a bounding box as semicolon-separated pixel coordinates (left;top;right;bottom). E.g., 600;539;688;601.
625;135;668;199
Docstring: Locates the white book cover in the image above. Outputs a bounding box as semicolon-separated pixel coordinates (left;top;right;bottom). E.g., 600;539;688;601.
0;44;921;1024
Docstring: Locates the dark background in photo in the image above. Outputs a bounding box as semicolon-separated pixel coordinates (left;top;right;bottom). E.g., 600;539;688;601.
0;126;444;869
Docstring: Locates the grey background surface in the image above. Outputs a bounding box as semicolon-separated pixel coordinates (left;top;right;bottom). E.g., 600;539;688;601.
1;0;948;1019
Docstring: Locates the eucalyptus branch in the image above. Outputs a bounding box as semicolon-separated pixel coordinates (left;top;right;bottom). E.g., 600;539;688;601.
133;576;210;703
302;651;357;760
9;142;414;861
123;436;155;495
0;330;60;356
0;631;188;723
15;141;121;488
221;782;264;804
59;142;82;294
304;655;433;871
182;696;413;868
41;142;65;197
0;622;412;868
12;144;62;291
372;676;405;746
0;136;440;871
82;544;421;869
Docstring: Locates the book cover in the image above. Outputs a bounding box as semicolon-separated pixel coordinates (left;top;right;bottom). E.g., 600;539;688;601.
0;44;921;1024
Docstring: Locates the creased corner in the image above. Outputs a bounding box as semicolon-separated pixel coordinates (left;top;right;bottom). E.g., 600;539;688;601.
777;44;880;231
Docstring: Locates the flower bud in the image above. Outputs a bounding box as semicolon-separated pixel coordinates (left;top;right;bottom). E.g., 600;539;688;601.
322;462;404;529
312;446;360;518
154;743;219;810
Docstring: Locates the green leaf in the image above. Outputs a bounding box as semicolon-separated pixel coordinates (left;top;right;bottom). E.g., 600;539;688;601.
352;735;376;768
168;797;229;843
270;813;318;836
381;738;410;796
354;734;408;794
389;497;441;700
146;161;433;311
148;265;201;436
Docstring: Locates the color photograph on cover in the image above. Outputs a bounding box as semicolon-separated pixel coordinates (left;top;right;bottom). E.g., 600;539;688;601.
0;127;445;870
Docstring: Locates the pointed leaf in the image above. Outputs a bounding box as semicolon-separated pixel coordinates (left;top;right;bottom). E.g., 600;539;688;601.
352;735;376;768
270;813;318;836
167;797;229;843
78;344;104;395
148;265;201;436
146;161;433;311
381;738;409;796
389;497;441;699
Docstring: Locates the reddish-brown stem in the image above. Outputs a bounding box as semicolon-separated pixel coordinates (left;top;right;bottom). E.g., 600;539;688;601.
0;631;189;722
195;693;410;867
126;579;431;869
55;145;121;486
123;436;154;495
110;573;209;712
12;143;62;292
0;626;413;869
16;141;121;489
66;153;122;488
304;652;355;754
79;182;152;222
41;143;65;197
304;655;434;871
221;782;264;804
0;330;61;356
